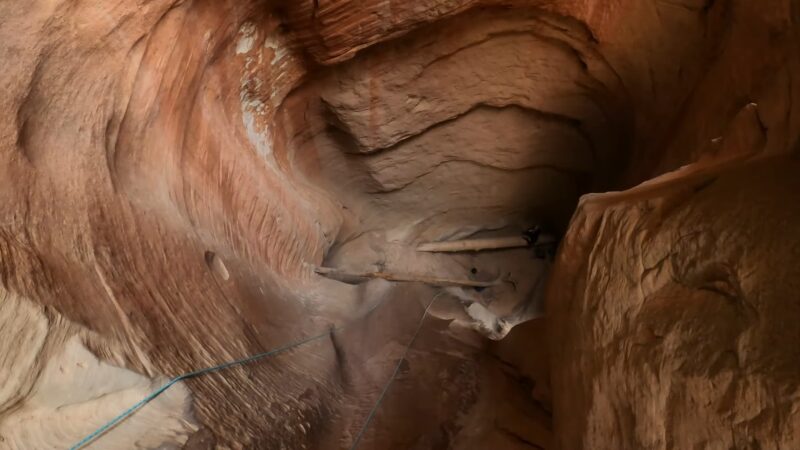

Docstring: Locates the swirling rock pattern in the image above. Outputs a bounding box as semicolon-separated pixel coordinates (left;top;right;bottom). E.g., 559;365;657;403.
1;0;799;448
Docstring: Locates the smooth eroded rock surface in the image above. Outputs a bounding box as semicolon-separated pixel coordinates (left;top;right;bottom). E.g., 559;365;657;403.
1;0;799;448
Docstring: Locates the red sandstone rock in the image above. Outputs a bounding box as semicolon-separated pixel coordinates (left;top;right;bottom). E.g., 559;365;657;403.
548;153;800;450
0;0;798;448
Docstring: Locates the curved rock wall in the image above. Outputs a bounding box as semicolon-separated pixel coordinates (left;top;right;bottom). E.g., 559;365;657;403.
1;0;799;449
285;7;628;242
549;153;800;450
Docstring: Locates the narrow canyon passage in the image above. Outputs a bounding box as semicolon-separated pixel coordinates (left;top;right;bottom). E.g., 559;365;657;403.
279;6;632;344
2;1;800;449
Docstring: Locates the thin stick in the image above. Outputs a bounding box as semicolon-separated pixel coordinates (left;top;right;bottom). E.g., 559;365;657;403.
416;235;558;253
416;236;529;252
314;266;501;288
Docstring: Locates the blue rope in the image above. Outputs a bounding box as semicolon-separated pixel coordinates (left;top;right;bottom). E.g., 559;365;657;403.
69;286;404;450
348;292;442;450
69;331;332;450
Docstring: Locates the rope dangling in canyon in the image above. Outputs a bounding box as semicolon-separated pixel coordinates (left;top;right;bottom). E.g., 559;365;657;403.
349;292;442;450
69;291;442;450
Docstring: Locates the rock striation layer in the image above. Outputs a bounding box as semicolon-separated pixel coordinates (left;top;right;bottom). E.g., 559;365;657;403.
1;0;799;449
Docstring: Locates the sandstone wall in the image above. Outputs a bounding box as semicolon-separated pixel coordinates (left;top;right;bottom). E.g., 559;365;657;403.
548;153;800;449
1;0;799;448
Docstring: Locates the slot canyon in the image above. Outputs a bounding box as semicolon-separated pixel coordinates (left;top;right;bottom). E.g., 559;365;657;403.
1;0;800;449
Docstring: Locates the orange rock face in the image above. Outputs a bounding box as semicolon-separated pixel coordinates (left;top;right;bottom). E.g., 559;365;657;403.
1;0;799;449
549;154;800;450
